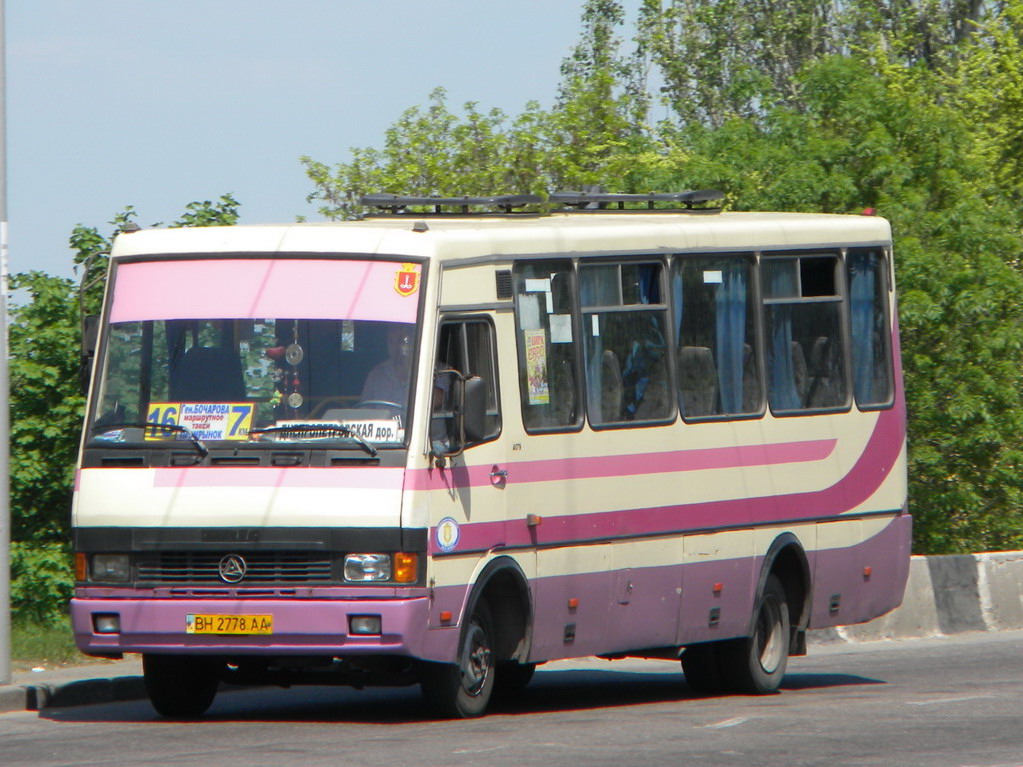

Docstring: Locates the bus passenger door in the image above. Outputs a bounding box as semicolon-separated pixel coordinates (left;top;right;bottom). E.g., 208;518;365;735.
428;317;509;607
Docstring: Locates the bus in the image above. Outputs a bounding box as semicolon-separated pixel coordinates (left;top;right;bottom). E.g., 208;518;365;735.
71;191;911;718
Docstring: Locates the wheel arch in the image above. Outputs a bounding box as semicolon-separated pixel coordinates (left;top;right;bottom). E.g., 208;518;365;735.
749;533;812;640
464;555;534;663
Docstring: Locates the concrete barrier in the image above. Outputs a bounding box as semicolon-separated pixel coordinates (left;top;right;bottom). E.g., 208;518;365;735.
818;552;1023;643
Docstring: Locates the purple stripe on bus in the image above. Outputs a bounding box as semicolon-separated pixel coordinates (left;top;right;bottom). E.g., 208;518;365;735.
426;513;910;661
430;395;906;555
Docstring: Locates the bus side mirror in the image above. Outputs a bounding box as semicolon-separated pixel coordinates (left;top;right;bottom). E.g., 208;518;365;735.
461;375;487;445
80;314;100;393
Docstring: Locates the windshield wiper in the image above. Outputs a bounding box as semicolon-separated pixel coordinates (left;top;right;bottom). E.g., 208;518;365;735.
90;422;209;460
249;423;379;457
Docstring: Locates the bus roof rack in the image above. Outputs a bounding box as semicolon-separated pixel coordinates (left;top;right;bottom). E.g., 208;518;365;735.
550;190;724;211
361;193;543;215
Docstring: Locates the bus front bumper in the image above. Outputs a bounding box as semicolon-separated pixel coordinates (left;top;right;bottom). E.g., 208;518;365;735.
70;595;452;661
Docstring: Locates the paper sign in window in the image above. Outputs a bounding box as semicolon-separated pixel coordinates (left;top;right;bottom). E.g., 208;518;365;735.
524;329;550;405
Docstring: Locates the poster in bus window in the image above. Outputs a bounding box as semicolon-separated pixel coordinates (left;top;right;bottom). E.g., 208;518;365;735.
524;329;550;405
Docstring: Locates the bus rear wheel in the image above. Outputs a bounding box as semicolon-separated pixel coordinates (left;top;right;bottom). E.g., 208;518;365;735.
142;654;221;718
720;573;791;694
420;601;496;718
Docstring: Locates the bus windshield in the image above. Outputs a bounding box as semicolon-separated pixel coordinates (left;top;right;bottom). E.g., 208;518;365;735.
88;257;423;447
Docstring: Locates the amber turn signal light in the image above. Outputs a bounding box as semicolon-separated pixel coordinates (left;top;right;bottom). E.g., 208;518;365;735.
394;552;418;583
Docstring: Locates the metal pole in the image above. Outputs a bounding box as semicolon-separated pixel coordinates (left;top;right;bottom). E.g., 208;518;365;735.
0;0;13;686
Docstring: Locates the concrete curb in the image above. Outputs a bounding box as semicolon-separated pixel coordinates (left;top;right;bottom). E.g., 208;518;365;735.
3;551;1021;713
819;552;1023;643
0;674;147;715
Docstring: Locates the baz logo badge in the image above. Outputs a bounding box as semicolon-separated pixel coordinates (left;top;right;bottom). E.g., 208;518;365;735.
436;517;460;553
218;554;248;583
394;263;421;297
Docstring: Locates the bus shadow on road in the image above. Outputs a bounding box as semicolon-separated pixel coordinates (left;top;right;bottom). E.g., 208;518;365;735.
40;667;887;725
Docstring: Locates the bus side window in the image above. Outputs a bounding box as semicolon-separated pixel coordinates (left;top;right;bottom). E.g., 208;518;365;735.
581;261;673;427
672;255;762;419
847;250;894;408
763;255;849;414
513;261;580;432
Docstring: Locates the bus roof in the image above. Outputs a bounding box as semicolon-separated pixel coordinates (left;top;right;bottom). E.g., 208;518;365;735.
109;210;893;263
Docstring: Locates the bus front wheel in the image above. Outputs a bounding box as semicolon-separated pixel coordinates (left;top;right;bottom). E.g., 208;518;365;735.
143;654;221;718
420;601;496;718
720;573;791;694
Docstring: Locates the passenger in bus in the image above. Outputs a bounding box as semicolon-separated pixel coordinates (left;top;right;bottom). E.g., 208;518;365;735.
361;326;413;404
430;368;455;453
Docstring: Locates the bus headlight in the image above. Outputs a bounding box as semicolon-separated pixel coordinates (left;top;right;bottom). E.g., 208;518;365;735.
344;554;391;582
91;554;130;582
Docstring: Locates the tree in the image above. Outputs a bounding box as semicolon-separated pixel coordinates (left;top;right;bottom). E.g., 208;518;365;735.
8;195;239;624
300;2;1023;554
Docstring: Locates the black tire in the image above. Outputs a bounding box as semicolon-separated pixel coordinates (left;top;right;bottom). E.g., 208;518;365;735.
143;654;221;718
719;573;791;694
493;661;536;700
420;601;496;718
680;642;725;694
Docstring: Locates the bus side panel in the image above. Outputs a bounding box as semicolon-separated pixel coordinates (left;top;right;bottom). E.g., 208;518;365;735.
809;511;911;629
529;545;612;661
677;529;756;646
605;534;685;651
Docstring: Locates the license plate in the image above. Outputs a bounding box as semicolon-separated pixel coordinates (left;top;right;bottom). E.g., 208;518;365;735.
186;614;273;635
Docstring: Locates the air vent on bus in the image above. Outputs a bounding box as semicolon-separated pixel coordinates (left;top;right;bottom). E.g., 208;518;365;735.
495;270;513;300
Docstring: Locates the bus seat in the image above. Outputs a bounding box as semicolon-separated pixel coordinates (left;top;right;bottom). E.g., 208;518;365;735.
170;345;246;402
551;356;576;424
807;336;842;407
742;343;760;412
791;341;809;406
600;350;624;422
634;356;671;420
678;346;718;417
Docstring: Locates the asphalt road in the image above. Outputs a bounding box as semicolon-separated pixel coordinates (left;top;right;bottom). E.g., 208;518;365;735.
3;631;1022;767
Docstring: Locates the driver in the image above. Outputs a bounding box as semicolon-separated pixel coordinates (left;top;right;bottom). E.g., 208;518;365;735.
361;325;414;404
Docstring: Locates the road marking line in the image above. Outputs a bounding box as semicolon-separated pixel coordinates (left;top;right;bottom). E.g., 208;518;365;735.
907;694;993;706
703;716;750;729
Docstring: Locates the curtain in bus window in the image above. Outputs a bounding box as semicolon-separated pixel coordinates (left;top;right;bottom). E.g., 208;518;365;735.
676;257;759;417
715;260;747;414
848;251;892;406
849;254;876;402
764;260;801;411
580;266;610;424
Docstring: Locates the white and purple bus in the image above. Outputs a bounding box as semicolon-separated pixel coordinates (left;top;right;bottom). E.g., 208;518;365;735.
71;192;910;718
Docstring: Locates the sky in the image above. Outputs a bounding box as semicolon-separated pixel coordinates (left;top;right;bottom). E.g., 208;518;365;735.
6;0;642;282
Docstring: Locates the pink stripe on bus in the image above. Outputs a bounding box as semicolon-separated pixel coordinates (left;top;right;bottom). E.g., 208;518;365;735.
109;259;420;323
150;466;405;490
408;438;837;492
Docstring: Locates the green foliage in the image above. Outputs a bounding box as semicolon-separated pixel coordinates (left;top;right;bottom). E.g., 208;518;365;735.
9;196;241;622
11;617;83;669
9;542;75;625
8;271;83;543
299;1;1023;555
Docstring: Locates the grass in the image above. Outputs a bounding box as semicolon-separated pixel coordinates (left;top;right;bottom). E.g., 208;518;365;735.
10;618;91;672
